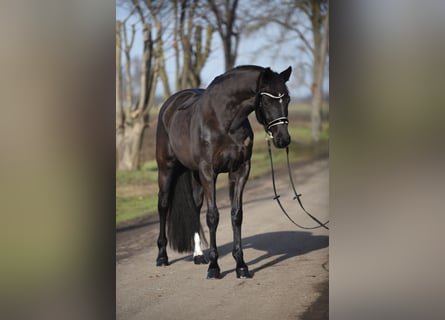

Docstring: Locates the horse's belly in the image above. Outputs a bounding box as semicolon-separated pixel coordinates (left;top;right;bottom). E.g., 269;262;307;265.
169;136;198;169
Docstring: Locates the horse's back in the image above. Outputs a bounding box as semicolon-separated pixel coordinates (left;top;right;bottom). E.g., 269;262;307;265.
158;89;204;130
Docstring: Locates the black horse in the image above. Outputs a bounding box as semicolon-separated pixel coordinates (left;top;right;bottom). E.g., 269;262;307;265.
155;65;292;279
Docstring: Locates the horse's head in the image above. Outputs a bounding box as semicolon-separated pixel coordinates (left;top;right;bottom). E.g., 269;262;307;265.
256;66;292;148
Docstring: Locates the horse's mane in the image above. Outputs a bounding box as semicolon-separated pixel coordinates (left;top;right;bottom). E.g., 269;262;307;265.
231;65;265;72
207;65;265;88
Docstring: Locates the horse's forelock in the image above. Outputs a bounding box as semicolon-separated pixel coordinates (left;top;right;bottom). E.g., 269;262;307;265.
259;68;289;94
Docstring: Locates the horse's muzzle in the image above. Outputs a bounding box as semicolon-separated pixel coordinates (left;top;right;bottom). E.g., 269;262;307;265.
273;131;291;148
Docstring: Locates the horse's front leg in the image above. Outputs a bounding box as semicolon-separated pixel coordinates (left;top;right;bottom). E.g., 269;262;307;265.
199;163;220;279
229;160;252;278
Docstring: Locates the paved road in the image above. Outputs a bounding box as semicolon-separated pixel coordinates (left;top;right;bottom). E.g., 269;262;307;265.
117;158;329;320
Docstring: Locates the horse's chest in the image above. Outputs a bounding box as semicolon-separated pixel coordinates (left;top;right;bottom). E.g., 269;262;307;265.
214;136;252;172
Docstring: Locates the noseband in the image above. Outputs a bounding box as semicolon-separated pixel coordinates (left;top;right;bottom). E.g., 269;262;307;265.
259;92;289;134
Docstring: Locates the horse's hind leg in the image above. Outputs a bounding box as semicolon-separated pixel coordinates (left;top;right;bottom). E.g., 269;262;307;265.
191;172;208;265
156;162;174;266
229;161;252;278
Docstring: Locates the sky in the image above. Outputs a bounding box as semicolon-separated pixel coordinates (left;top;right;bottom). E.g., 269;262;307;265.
116;5;328;99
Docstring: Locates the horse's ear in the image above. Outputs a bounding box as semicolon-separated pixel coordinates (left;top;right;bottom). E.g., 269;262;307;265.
280;66;292;82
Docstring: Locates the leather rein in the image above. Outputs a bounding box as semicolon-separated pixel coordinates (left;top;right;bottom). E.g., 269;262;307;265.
259;91;330;230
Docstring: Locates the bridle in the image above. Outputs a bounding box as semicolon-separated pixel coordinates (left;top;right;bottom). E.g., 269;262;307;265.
259;92;289;136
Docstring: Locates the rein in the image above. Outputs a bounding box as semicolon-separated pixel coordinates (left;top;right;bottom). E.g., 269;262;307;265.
259;90;329;230
266;134;330;230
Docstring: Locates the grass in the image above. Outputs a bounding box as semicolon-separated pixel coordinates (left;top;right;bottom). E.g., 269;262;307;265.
116;194;158;224
116;104;329;227
116;160;158;185
116;160;159;225
248;121;329;180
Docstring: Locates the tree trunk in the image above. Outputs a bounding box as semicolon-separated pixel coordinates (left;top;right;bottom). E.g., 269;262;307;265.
173;0;180;91
223;37;233;70
208;0;239;71
117;22;153;171
310;0;329;142
123;22;136;109
117;118;145;170
311;28;322;142
151;6;170;98
116;21;125;167
310;67;323;142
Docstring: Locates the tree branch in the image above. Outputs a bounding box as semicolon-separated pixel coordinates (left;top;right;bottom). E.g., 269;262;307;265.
268;17;314;54
132;0;146;24
122;6;137;24
207;0;225;37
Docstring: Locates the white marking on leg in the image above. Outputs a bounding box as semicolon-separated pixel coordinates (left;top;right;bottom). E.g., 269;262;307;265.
193;232;203;257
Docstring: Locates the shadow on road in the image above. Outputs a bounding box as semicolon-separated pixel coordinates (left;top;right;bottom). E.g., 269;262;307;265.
169;230;328;278
300;279;329;320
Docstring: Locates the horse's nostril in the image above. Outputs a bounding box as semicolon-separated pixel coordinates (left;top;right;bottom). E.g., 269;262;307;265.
273;133;291;148
284;135;291;146
273;137;288;149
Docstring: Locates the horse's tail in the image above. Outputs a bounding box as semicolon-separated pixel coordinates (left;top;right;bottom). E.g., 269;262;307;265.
167;169;206;253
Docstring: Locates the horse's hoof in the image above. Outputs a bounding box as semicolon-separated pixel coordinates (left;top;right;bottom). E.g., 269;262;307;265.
156;256;169;266
207;267;221;279
194;255;208;265
236;267;252;279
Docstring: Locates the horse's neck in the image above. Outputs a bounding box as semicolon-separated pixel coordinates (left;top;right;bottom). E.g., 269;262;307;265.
228;96;257;132
205;68;262;132
202;94;257;133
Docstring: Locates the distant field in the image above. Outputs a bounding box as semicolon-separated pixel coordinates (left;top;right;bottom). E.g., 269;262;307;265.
116;103;329;226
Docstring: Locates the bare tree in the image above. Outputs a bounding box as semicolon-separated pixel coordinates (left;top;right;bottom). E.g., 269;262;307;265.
144;0;172;98
116;0;157;170
306;0;329;142
174;0;214;89
116;0;216;170
206;0;240;70
246;0;329;142
116;21;124;166
122;21;136;109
